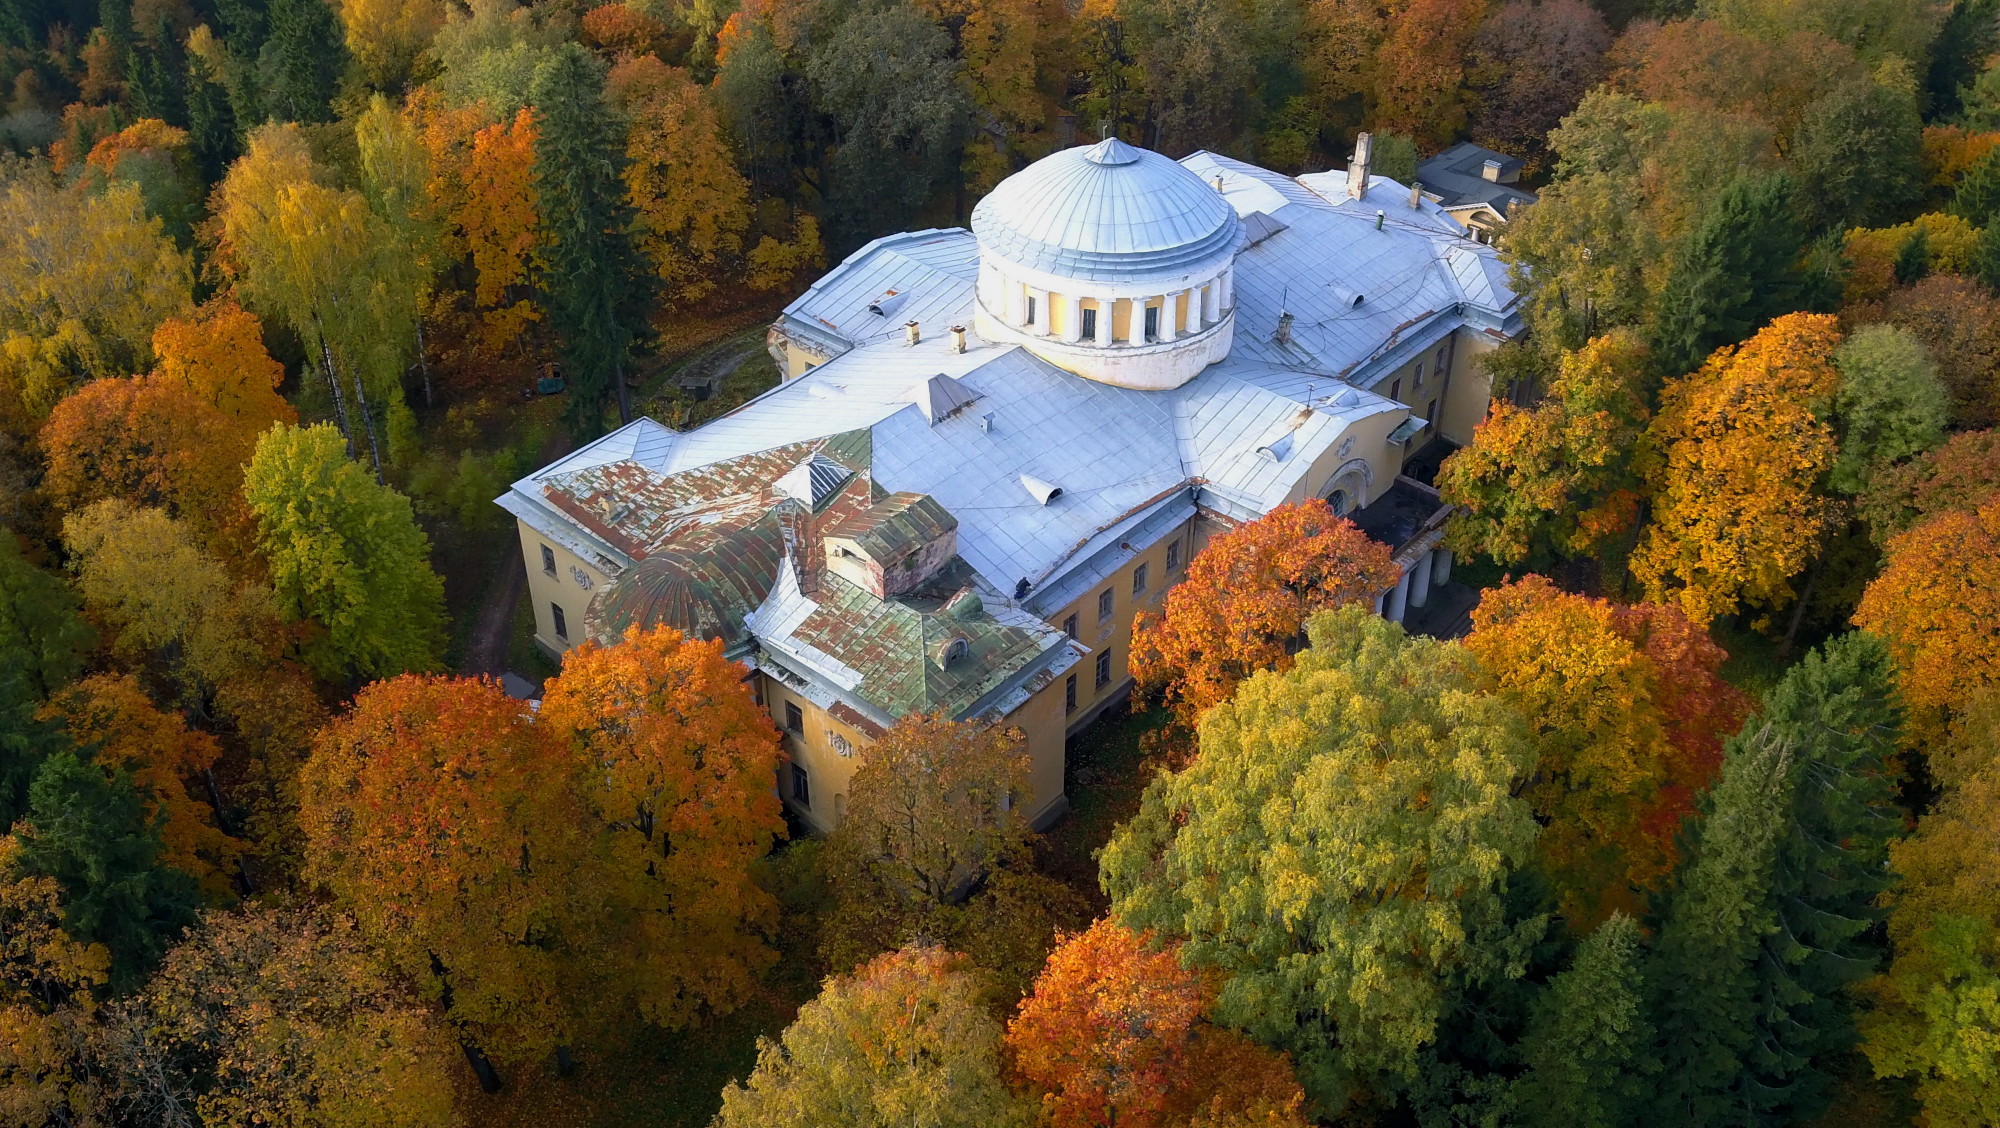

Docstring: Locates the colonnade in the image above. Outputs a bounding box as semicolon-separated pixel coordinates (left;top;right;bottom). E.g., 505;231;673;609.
992;268;1233;346
1372;547;1453;624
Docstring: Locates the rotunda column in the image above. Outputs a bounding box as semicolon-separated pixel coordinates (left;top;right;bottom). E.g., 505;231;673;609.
1063;295;1083;343
1029;287;1048;333
1202;279;1219;325
1218;267;1234;312
1176;287;1196;337
1093;298;1114;346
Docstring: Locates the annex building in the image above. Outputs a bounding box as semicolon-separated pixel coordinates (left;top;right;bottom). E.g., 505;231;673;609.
498;134;1521;833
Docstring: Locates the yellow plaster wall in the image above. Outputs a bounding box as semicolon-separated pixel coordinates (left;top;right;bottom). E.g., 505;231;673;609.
1437;331;1498;446
515;519;610;656
1043;516;1196;731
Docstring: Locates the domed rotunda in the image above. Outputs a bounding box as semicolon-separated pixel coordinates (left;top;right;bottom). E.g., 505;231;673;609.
971;137;1243;390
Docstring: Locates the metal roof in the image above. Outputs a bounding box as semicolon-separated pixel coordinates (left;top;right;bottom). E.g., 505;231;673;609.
971;139;1243;283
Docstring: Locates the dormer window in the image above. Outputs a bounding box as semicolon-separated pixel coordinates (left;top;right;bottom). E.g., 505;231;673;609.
945;638;969;664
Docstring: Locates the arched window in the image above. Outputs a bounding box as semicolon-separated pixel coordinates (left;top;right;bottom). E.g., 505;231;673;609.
1328;489;1351;517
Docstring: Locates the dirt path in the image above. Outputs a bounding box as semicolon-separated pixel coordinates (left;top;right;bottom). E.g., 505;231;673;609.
459;428;573;679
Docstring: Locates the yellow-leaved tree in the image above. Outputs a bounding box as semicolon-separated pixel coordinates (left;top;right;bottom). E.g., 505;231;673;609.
1631;312;1842;626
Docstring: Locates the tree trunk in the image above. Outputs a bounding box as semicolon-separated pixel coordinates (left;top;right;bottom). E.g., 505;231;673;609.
348;363;386;484
415;315;434;408
554;1044;577;1077
310;313;354;459
460;1039;504;1093
613;354;631;426
1777;550;1826;660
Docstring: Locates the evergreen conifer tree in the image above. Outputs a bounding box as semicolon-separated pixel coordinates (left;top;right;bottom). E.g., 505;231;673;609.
186;56;239;183
1950;146;2000;228
1645;633;1903;1126
125;17;188;126
256;0;343;123
1512;914;1657;1128
1651;173;1805;377
15;746;200;991
528;43;650;432
0;534;94;829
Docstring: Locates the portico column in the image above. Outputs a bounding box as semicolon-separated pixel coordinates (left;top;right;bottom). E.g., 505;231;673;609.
1432;549;1454;585
1409;549;1436;610
1094;298;1113;346
1202;279;1220;325
1386;567;1412;623
1218;268;1234;311
1028;287;1047;332
1178;287;1196;336
1063;294;1083;343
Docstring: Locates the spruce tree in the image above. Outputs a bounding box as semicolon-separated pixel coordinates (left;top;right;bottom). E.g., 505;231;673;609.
256;0;343;123
16;747;200;991
0;534;94;829
1950;146;2000;228
1645;633;1903;1126
125;17;188;126
1512;914;1657;1128
186;56;239;184
528;43;650;432
1651;172;1805;377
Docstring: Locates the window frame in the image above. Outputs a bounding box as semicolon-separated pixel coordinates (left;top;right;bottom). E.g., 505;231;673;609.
790;763;810;808
1063;613;1079;639
1097;588;1115;623
784;701;804;734
1065;674;1077;714
540;543;557;576
1165;538;1181;573
1132;562;1149;596
1095;650;1112;689
551;602;568;640
1081;306;1098;339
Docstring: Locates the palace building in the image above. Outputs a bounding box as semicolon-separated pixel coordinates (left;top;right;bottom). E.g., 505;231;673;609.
497;134;1520;833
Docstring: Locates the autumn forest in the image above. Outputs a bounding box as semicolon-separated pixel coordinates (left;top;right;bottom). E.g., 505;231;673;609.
1;0;2000;1124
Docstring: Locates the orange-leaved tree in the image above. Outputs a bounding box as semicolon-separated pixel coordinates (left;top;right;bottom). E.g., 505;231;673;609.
1631;312;1843;627
1463;576;1746;921
41;674;242;899
150;298;292;427
1132;499;1397;731
298;674;598;1085
617;62;753;303
1006;919;1307;1128
1439;328;1650;567
537;625;786;1030
1854;495;2000;745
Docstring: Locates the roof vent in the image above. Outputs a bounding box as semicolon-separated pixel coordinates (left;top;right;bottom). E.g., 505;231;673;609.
1082;136;1142;166
949;324;967;353
1020;474;1063;505
868;289;906;317
979;412;995;433
1256;433;1294;463
1329;286;1364;309
908;373;981;423
1274;310;1294;346
904;320;921;346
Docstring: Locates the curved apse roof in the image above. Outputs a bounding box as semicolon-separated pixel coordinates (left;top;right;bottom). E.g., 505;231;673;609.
971;138;1243;284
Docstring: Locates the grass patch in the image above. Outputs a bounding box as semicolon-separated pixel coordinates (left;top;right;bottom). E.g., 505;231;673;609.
1040;705;1170;910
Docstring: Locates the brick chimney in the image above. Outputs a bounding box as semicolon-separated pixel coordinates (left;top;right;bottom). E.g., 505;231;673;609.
1347;132;1373;200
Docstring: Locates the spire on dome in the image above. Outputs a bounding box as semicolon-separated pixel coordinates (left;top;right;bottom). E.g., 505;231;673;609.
1082;137;1142;166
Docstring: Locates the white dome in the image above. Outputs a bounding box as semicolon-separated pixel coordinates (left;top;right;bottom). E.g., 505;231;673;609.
972;138;1242;285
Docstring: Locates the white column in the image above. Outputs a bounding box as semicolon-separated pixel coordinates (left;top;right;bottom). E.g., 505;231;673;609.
1386;568;1412;623
1432;549;1453;586
1178;288;1196;336
1063;294;1083;343
1218;268;1234;311
1094;298;1113;346
1029;287;1048;332
1202;279;1220;324
1409;549;1435;610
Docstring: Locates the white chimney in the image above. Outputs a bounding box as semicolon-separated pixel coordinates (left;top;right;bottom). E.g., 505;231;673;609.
1409;180;1423;209
1347;132;1373;200
904;320;921;347
948;324;967;353
1482;159;1502;183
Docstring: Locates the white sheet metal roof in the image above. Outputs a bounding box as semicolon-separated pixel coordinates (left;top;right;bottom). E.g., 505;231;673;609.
506;148;1518;615
780;229;979;352
972;138;1243;283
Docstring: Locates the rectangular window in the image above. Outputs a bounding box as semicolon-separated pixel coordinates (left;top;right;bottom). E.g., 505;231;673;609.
1065;674;1077;714
753;677;766;707
1166;539;1182;573
1436;345;1448;373
1132;563;1149;596
784;701;804;734
551;603;568;640
1414;360;1425;387
1144;305;1160;341
1063;614;1078;639
1427;399;1439;432
1026;295;1038;325
540;543;557;575
791;764;810;808
1095;650;1113;689
1097;588;1115;623
1081;307;1098;339
1390;378;1402;401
